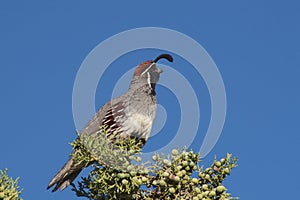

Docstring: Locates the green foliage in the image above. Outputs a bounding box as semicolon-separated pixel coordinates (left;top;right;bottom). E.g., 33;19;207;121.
0;169;22;200
71;128;144;171
70;129;238;200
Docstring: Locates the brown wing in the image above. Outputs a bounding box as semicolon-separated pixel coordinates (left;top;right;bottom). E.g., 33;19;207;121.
80;96;125;137
47;98;126;192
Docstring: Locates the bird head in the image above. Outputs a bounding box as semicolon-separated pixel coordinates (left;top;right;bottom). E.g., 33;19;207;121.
130;54;173;92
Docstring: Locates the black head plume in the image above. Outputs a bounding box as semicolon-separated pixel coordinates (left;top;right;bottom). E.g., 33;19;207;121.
153;54;173;63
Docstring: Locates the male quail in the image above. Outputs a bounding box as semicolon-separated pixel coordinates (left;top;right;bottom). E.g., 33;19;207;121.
47;54;173;192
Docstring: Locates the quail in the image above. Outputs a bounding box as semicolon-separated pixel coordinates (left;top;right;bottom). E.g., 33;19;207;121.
47;54;173;192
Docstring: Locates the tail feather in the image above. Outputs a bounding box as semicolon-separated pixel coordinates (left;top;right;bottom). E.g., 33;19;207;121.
47;157;84;192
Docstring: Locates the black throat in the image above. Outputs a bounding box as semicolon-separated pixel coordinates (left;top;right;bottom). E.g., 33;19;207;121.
150;83;156;95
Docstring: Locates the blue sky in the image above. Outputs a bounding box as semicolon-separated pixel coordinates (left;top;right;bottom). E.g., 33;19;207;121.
1;1;299;199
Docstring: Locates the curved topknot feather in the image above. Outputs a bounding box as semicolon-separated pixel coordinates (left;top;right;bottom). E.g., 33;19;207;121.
153;54;173;63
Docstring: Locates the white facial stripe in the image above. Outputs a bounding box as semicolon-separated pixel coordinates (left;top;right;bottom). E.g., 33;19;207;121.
147;72;151;87
140;62;155;76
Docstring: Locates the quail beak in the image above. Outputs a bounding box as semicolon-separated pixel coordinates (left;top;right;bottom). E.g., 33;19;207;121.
156;67;163;74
